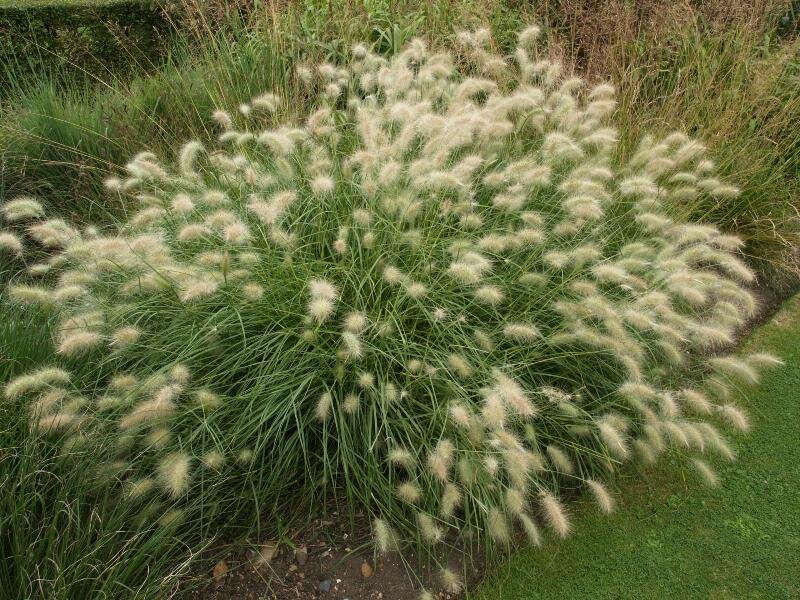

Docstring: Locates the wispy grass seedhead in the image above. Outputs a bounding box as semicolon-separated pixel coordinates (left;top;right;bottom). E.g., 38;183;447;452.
0;24;781;595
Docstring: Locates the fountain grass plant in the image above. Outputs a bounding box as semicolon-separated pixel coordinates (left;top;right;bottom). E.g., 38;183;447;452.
1;26;782;596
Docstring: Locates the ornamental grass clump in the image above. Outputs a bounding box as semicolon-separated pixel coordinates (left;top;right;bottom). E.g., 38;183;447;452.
2;26;782;587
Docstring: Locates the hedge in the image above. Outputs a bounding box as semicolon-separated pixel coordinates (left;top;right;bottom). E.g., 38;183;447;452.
0;0;169;83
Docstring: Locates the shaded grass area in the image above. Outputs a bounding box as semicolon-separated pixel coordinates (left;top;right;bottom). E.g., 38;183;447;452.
475;295;800;599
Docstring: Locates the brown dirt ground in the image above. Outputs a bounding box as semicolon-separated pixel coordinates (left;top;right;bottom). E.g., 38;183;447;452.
184;513;473;600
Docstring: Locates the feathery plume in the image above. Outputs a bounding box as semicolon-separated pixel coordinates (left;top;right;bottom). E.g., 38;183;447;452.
597;419;630;459
0;231;23;255
540;491;570;538
518;513;542;546
692;458;719;487
719;404;750;432
178;141;203;177
503;323;540;342
504;487;526;515
5;367;70;399
447;354;473;378
441;483;462;517
481;392;506;429
546;445;575;474
111;326;140;349
341;331;363;359
36;412;79;433
157;452;191;498
440;569;462;594
358;371;375;389
388;448;415;469
487;507;510;543
374;518;393;554
315;392;332;422
474;285;505;305
343;311;368;333
745;352;783;369
397;482;422;504
309;278;338;300
3;196;44;221
57;331;102;356
343;393;360;413
417;512;443;543
709;356;760;385
586;479;615;513
180;280;219;303
427;439;455;481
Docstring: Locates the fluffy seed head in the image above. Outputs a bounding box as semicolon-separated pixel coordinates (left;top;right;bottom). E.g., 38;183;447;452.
417;512;443;543
358;371;375;389
0;231;23;255
158;452;191;498
309;278;338;300
315;392;332;422
586;479;615;513
709;356;760;385
3;196;44;221
427;439;455;481
3;27;770;577
546;445;575;474
503;323;540;342
540;491;570;538
719;404;750;432
504;487;526;515
519;513;541;546
597;419;629;459
487;507;510;543
374;518;393;554
447;354;473;378
57;331;103;356
474;285;505;305
111;326;140;349
397;482;422;504
441;483;462;517
692;458;719;487
6;368;70;399
343;393;360;413
343;312;368;333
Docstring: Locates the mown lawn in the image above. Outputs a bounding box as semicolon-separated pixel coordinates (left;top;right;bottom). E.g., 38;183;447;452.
476;296;800;599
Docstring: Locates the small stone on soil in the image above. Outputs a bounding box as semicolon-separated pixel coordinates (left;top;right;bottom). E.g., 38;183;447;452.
319;579;332;593
361;561;374;578
254;542;277;567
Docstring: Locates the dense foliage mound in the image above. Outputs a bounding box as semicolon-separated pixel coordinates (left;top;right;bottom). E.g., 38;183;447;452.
1;26;781;593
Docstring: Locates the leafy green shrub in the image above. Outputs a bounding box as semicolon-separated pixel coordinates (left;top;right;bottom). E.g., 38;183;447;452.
1;26;782;594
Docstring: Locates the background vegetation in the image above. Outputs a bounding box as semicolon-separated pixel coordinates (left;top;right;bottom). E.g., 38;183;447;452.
0;0;169;85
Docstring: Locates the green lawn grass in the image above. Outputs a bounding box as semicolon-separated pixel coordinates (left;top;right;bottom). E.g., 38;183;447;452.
475;296;800;599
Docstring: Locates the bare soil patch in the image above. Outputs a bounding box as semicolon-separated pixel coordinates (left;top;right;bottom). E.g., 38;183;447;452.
186;514;473;600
